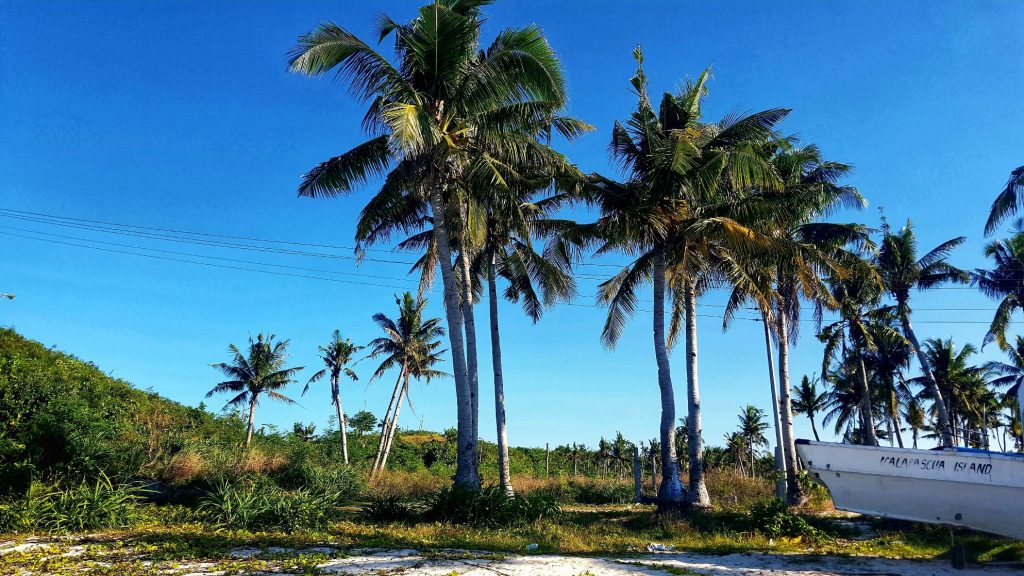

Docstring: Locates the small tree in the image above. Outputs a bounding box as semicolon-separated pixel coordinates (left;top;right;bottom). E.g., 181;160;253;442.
349;410;378;437
207;333;302;448
305;330;361;464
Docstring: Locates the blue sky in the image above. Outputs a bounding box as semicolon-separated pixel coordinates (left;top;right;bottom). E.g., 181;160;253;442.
2;1;1022;450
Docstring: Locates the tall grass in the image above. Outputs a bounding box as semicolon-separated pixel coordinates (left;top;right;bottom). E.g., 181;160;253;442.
0;474;147;533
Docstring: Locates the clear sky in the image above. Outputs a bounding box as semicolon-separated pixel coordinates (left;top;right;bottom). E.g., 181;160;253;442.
2;1;1022;450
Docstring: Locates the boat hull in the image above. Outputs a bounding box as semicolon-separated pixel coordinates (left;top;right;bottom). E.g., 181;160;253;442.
795;440;1024;540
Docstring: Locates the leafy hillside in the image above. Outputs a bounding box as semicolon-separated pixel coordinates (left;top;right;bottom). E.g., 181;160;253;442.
0;328;245;493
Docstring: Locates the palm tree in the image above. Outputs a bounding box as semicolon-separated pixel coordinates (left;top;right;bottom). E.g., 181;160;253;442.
973;223;1024;352
367;292;447;473
818;267;892;446
985;335;1024;449
207;333;303;448
574;49;788;509
902;398;927;449
984;165;1024;235
862;317;912;447
792;374;828;441
304;330;362;464
736;405;769;474
288;0;573;489
908;338;987;446
724;139;866;503
876;219;966;447
475;190;577;496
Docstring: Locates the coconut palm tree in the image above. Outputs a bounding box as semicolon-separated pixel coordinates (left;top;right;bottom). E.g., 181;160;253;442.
984;166;1024;235
207;333;303;448
737;405;769;474
723;138;866;502
985;335;1024;449
792;374;828;441
974;223;1024;352
908;338;987;446
572;48;788;509
818;267;892;446
288;0;574;488
862;317;912;447
474;191;577;496
902;398;928;449
304;330;362;464
367;292;448;473
876;219;966;447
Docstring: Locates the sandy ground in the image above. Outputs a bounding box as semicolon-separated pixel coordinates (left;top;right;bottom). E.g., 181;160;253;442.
5;540;1022;575
297;548;1021;576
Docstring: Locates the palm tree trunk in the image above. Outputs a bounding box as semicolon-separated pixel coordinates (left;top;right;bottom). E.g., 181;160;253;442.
458;243;480;456
761;311;787;501
429;186;478;488
653;251;684;507
775;307;803;505
856;356;878;445
683;281;711;509
488;266;514;497
809;413;821;442
379;377;408;472
333;380;349;464
889;394;905;449
900;310;954;447
912;428;918;449
373;368;406;473
244;395;257;448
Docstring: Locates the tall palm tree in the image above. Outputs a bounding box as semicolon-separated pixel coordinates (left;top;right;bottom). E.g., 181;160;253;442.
973;224;1024;352
573;49;788;509
288;0;573;488
736;405;769;474
304;330;362;464
207;333;303;447
876;219;966;447
792;374;828;441
984;165;1024;235
367;292;447;473
474;189;577;496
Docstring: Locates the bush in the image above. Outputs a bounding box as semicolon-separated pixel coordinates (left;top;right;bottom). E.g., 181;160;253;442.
746;498;825;540
197;478;347;531
514;476;634;505
0;475;147;533
425;485;560;527
360;494;420;522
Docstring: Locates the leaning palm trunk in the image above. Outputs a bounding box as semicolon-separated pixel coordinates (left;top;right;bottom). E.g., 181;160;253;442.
899;311;955;447
653;251;685;507
761;311;787;500
487;268;514;496
373;368;406;473
333;381;349;464
244;395;257;448
429;187;479;488
775;308;803;504
378;378;408;472
683;282;711;509
856;356;878;445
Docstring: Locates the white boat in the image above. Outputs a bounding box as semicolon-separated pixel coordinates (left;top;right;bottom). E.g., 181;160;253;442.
795;439;1024;540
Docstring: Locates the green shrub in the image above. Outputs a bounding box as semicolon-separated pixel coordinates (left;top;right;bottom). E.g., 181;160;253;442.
360;494;420;522
0;475;147;533
425;485;560;527
197;479;343;531
746;498;825;540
